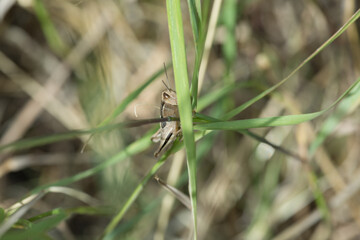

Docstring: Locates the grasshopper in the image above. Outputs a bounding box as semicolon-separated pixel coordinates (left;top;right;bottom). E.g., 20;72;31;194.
151;69;181;157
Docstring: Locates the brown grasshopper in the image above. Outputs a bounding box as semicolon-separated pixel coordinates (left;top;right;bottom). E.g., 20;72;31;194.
151;69;181;157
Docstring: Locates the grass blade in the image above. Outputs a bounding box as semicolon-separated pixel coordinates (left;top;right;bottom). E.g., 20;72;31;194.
166;0;198;238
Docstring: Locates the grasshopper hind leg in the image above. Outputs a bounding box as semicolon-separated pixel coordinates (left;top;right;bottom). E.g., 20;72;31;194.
154;132;173;158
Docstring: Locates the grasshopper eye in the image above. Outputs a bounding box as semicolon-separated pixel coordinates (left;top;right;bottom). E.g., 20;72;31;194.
163;93;170;99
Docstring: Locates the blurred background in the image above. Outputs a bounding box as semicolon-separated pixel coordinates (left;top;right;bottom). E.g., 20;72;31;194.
0;0;359;239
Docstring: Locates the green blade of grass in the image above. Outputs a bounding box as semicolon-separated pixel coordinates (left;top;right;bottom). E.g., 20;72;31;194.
166;0;198;238
224;8;360;120
195;77;360;130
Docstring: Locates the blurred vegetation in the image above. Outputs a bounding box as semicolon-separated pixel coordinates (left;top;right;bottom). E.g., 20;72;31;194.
0;0;360;239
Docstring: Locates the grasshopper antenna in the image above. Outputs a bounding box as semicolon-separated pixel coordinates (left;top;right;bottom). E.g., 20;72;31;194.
163;63;172;90
162;80;170;91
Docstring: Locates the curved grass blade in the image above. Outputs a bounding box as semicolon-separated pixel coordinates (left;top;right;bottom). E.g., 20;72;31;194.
166;0;198;238
224;8;360;120
195;77;360;131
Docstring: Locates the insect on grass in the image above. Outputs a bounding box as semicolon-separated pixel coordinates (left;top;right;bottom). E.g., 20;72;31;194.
151;64;182;157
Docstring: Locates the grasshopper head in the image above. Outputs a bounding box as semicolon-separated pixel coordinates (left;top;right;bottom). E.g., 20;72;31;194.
162;89;177;105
